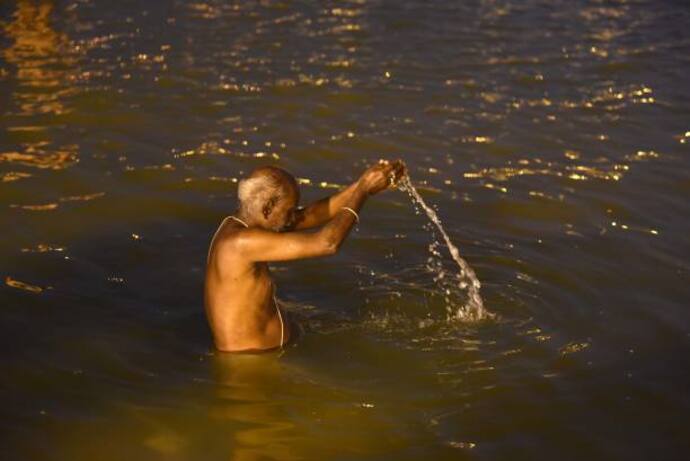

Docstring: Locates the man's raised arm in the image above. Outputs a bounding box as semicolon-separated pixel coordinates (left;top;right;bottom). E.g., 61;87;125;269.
226;184;368;263
294;159;406;230
293;181;360;230
217;160;404;264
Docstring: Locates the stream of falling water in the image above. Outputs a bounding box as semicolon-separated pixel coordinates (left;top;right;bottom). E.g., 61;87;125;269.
398;176;492;321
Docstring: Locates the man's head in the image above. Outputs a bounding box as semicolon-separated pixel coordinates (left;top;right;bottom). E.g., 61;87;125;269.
237;166;300;232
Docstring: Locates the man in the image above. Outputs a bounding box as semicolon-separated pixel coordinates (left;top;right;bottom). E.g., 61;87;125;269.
204;159;406;352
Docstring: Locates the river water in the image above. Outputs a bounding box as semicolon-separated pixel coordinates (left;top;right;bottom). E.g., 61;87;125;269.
1;1;689;460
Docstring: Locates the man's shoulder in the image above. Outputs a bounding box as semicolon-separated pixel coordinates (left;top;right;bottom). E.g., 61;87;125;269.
215;227;273;261
215;227;246;252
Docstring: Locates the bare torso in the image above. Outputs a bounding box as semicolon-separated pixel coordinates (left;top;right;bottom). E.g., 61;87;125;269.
202;160;404;352
204;220;289;352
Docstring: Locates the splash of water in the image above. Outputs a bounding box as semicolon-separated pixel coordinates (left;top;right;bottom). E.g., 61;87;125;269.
398;175;491;321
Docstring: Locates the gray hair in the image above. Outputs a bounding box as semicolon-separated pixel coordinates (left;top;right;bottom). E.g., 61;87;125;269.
237;166;297;218
237;175;282;217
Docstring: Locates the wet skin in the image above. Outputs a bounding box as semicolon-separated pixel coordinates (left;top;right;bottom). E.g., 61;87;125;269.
204;160;406;352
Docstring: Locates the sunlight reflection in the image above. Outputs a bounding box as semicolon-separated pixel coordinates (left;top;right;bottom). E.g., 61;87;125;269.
0;147;78;170
5;276;44;293
10;202;59;211
3;1;76;115
20;244;65;253
2;1;81;177
463;148;660;189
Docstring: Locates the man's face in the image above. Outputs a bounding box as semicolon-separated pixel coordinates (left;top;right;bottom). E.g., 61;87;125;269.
270;187;300;232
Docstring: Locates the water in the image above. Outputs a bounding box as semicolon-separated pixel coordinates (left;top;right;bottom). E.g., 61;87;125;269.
2;0;690;460
398;174;490;321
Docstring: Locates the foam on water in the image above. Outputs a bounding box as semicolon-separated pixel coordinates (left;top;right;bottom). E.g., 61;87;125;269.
398;175;492;322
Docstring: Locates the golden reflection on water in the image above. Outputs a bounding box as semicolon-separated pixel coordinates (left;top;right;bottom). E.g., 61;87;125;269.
559;341;590;356
8;190;105;211
152;351;404;461
3;1;71;101
5;276;44;293
8;191;105;212
557;84;655;110
1;171;32;182
187;3;223;20
3;0;76;116
1;0;80;176
9;202;58;211
210;353;302;461
0;147;78;169
463;149;662;192
59;192;105;202
20;243;65;253
174;141;281;160
608;220;659;237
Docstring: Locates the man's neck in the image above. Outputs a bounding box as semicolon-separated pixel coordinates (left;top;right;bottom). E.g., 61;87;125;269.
235;211;259;228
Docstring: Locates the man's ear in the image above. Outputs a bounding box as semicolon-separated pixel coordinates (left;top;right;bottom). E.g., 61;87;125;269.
262;196;279;219
293;206;306;226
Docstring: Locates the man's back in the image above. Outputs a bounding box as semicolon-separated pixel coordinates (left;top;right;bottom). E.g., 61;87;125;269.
204;221;286;352
202;161;405;352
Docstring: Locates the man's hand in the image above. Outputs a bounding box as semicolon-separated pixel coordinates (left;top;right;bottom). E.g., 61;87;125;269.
358;159;407;195
292;159;407;230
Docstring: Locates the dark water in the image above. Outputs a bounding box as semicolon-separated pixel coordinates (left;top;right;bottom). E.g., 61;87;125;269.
2;0;690;459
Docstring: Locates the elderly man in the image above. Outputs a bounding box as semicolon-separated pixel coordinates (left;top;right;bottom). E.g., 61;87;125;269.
204;160;406;352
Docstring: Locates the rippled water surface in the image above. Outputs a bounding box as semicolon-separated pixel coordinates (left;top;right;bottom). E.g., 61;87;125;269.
2;1;690;459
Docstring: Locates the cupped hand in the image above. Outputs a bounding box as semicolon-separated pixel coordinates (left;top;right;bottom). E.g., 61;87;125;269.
358;159;408;195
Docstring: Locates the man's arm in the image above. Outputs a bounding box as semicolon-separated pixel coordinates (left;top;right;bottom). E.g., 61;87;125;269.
294;160;406;230
293;181;361;230
221;185;368;263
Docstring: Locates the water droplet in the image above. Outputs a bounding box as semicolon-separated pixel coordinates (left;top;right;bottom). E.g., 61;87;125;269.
398;175;490;321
